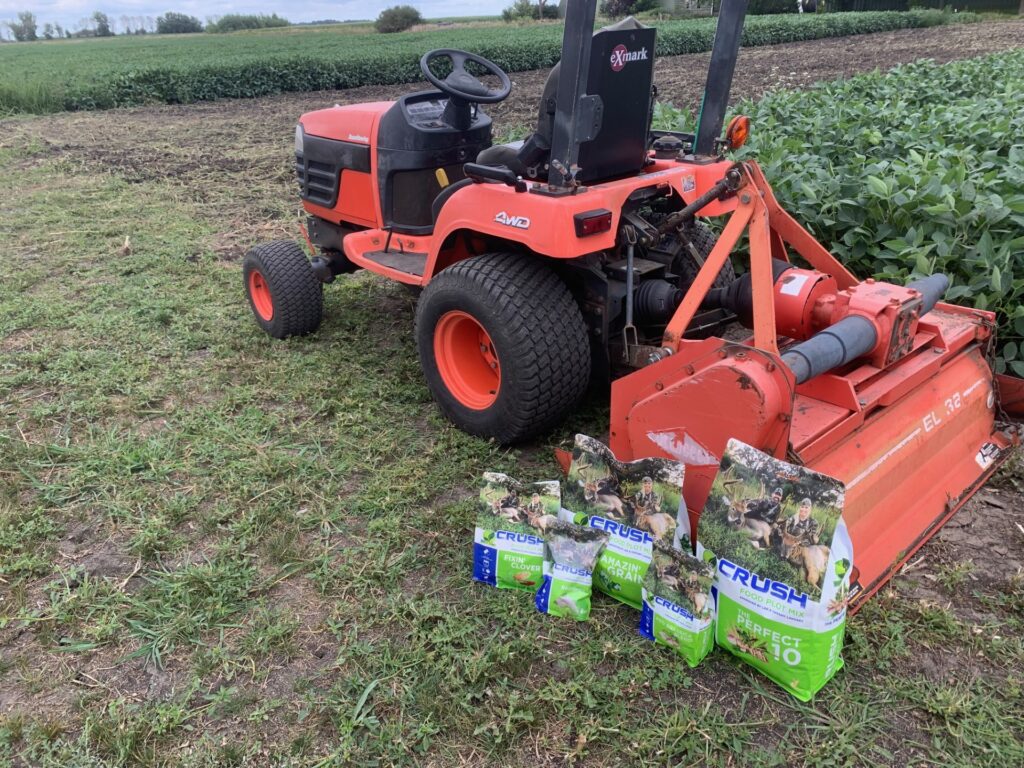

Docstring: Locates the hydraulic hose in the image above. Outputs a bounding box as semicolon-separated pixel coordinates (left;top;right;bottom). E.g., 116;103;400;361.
781;316;878;385
781;274;950;385
906;274;950;315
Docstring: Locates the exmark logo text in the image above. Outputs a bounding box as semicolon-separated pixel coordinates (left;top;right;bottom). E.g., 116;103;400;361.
495;211;530;229
610;44;648;72
589;516;653;544
719;558;808;609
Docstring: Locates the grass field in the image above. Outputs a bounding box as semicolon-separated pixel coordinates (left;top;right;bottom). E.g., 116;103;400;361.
0;10;976;114
2;31;1024;767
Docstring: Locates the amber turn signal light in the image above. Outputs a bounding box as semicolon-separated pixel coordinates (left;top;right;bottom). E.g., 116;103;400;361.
725;115;751;150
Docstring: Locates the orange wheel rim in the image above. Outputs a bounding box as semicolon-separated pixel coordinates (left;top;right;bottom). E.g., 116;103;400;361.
249;270;274;322
433;310;501;410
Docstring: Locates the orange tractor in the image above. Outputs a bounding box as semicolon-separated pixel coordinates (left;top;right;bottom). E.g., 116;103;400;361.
244;0;1020;610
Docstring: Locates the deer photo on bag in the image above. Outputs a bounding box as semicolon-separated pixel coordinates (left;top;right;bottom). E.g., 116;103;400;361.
639;540;716;667
473;473;560;591
698;439;851;700
564;434;686;610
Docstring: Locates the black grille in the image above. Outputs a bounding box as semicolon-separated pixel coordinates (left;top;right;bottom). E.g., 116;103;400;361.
294;130;372;210
295;153;339;208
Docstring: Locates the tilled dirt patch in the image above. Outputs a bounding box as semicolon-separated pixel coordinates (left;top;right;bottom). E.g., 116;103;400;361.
2;20;1021;213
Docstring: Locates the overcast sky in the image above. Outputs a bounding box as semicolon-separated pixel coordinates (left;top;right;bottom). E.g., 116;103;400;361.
0;1;510;29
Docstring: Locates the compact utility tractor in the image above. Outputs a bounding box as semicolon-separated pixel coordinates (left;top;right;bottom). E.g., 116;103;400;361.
244;0;1021;609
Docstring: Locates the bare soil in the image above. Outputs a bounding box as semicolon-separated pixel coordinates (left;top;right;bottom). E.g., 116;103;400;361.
5;20;1023;196
4;19;1016;267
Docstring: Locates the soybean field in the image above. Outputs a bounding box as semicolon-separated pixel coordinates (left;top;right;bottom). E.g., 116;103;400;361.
0;10;978;114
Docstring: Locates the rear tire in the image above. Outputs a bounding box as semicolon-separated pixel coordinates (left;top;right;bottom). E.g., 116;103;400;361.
243;241;323;339
415;252;590;444
671;221;736;290
670;221;735;337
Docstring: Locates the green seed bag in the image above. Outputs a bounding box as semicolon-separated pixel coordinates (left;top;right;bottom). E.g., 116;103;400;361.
473;473;560;592
698;438;852;701
535;522;609;621
563;434;687;609
639;541;716;667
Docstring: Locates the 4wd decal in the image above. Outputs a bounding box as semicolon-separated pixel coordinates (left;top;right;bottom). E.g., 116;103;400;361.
495;211;531;229
610;44;649;72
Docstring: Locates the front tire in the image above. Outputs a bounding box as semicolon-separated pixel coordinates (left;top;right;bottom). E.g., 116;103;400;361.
415;252;590;444
243;241;323;339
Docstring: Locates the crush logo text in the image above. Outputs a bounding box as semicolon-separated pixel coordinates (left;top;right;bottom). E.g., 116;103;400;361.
654;595;695;620
495;531;543;545
589;516;654;544
719;558;808;608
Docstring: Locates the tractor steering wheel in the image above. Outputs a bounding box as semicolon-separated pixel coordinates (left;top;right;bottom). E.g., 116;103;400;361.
420;49;512;105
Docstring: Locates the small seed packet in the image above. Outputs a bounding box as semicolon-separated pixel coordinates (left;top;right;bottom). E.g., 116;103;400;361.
639;540;715;667
535;522;609;621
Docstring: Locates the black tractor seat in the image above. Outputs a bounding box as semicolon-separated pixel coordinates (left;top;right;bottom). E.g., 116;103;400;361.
475;16;655;183
476;140;526;175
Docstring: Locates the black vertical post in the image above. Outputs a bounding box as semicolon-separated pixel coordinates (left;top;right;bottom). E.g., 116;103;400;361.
547;0;597;186
694;0;749;156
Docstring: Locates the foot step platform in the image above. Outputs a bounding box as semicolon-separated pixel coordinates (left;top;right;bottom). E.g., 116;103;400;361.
361;250;428;277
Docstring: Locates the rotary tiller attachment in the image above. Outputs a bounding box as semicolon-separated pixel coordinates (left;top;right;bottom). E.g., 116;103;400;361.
608;161;1019;611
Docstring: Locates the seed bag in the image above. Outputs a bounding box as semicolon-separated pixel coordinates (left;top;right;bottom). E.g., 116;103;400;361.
639;540;715;667
473;473;560;592
698;438;852;701
535;522;609;621
564;434;686;610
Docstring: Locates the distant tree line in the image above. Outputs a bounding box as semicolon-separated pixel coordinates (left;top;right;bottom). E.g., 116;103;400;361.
1;10;294;41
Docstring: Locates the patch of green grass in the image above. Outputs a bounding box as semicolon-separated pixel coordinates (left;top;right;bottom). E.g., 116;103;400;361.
901;677;1024;766
2;55;1022;766
935;559;975;591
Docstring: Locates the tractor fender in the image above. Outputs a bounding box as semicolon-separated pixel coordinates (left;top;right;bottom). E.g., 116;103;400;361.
426;180;619;280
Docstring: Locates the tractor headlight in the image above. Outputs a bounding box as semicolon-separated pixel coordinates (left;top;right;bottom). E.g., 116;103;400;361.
294;124;304;155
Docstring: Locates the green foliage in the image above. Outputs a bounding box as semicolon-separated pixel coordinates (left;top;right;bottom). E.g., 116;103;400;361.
601;0;660;17
748;0;801;13
0;10;977;115
91;12;113;37
912;0;1020;10
375;5;424;33
502;0;562;22
6;11;38;41
156;12;203;34
205;14;289;34
834;0;910;10
655;49;1024;369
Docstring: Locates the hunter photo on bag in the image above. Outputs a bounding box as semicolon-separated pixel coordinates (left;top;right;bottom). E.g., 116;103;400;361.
477;473;560;536
699;441;844;600
564;434;685;545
